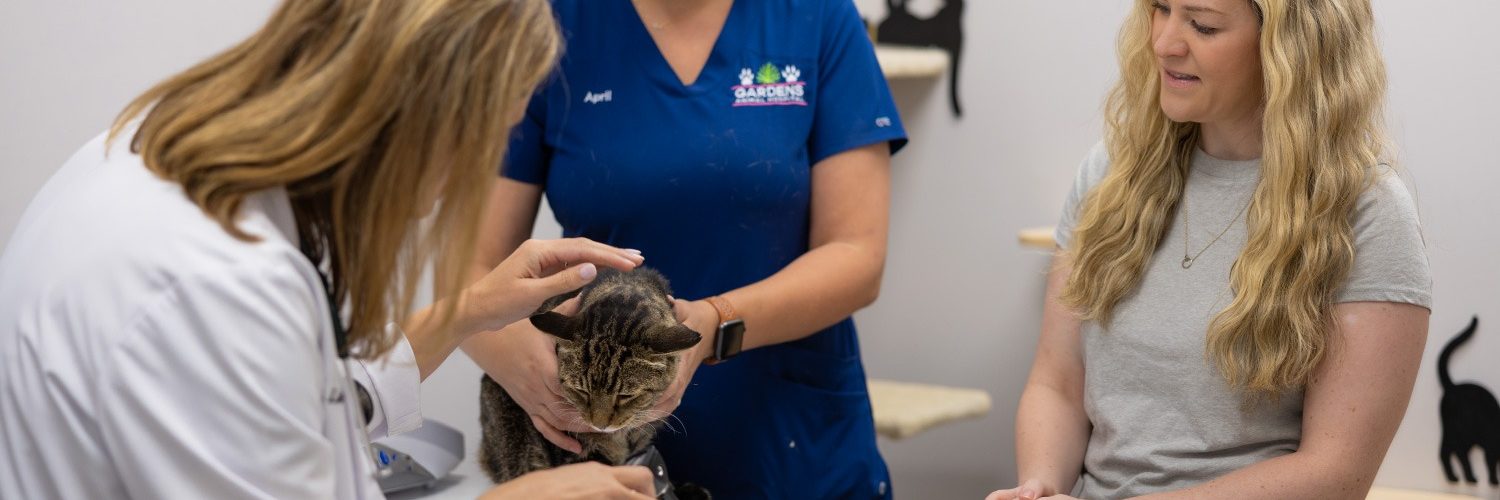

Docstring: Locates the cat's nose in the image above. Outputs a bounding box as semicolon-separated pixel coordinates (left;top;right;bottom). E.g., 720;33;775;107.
589;407;614;428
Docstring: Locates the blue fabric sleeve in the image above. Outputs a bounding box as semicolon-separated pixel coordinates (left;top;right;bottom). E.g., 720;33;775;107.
808;0;909;165
499;92;552;184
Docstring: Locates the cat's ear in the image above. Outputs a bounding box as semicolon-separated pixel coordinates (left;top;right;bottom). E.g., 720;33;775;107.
641;325;703;354
530;312;581;342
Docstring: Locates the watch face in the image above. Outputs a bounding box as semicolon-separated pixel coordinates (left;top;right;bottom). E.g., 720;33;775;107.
717;319;746;360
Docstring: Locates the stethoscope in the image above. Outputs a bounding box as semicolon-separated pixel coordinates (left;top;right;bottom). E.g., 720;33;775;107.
297;237;376;424
297;233;380;497
317;267;350;360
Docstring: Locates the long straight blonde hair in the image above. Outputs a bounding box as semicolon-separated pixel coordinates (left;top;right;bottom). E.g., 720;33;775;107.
110;0;561;358
1063;0;1389;397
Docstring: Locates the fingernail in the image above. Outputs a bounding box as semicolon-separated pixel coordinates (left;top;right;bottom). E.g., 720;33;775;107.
667;295;675;301
579;263;597;280
624;249;643;255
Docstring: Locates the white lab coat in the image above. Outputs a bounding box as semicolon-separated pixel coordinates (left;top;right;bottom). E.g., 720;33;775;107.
0;131;423;499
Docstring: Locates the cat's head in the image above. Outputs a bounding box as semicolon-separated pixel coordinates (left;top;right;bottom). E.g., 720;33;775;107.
529;293;701;433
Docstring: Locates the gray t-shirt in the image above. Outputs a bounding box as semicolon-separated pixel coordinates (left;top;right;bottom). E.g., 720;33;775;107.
1054;142;1432;499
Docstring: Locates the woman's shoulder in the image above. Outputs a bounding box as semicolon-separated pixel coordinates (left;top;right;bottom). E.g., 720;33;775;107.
1073;140;1113;190
1337;163;1432;307
1353;164;1421;229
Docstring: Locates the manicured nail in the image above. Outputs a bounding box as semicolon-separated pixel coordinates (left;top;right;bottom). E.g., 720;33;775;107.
579;263;597;280
624;249;643;255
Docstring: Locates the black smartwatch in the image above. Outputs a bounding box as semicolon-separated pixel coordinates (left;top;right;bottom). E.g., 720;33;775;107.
706;296;745;364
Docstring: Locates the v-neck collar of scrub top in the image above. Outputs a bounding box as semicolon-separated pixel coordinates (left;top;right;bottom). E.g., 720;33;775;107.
620;0;743;94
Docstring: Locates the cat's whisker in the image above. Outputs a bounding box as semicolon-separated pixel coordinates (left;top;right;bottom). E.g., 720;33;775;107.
631;409;684;435
566;415;590;429
665;413;687;435
545;400;579;412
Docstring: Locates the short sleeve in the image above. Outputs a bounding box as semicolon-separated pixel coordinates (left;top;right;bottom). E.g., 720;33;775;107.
96;269;335;499
1054;141;1112;250
1335;167;1432;308
808;0;909;165
500;90;553;185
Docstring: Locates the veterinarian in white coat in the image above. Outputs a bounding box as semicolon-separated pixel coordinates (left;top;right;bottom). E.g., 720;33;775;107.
0;1;655;499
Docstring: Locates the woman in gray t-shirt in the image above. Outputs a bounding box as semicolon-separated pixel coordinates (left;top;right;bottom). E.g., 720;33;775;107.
989;1;1431;499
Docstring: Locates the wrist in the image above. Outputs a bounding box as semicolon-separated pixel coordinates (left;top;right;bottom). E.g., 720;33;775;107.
455;284;504;339
1017;476;1060;497
692;300;719;363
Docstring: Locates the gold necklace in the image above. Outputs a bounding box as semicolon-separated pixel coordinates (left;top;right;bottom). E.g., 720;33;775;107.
1180;195;1251;269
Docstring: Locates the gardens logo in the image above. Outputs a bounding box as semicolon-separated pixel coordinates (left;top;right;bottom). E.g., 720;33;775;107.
732;62;806;107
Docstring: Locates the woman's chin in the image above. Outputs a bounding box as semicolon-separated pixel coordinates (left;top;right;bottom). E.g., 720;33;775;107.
1158;105;1200;124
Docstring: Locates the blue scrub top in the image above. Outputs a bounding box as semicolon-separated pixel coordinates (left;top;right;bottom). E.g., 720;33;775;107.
503;1;908;497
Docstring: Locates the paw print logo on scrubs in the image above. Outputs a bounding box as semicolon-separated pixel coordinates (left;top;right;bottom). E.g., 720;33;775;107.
732;61;807;107
781;65;800;83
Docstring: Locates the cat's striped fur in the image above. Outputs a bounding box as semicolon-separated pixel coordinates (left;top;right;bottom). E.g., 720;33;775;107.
478;267;701;483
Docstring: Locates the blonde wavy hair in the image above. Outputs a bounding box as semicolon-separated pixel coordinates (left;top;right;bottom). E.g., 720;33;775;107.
109;0;561;358
1062;0;1389;397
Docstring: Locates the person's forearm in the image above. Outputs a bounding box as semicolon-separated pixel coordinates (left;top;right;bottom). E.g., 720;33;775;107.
719;239;884;351
403;286;502;380
1136;450;1368;500
460;319;530;376
457;209;530;375
1015;383;1091;495
454;178;540;375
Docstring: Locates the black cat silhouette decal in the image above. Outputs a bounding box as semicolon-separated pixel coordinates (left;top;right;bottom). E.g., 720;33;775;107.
1438;316;1500;485
876;0;965;117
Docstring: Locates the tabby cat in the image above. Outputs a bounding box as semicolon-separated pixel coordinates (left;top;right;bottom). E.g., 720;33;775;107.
478;267;704;490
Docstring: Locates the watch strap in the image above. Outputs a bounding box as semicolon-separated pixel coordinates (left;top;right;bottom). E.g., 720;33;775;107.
706;295;738;324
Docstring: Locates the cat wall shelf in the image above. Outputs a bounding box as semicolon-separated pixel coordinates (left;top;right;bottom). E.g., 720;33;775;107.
875;44;949;79
1018;226;1058;250
873;0;966;116
867;379;992;439
1365;487;1483;500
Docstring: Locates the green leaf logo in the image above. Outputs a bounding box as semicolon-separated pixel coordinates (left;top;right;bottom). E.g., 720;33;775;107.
755;62;781;84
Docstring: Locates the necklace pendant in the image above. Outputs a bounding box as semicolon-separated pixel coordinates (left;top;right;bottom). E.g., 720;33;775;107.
1181;256;1193;269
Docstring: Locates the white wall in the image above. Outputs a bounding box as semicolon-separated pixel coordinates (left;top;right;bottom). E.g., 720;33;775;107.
3;1;1497;499
0;1;280;242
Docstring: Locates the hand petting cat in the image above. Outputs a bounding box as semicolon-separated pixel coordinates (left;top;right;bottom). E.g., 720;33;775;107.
461;238;644;334
408;238;643;380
